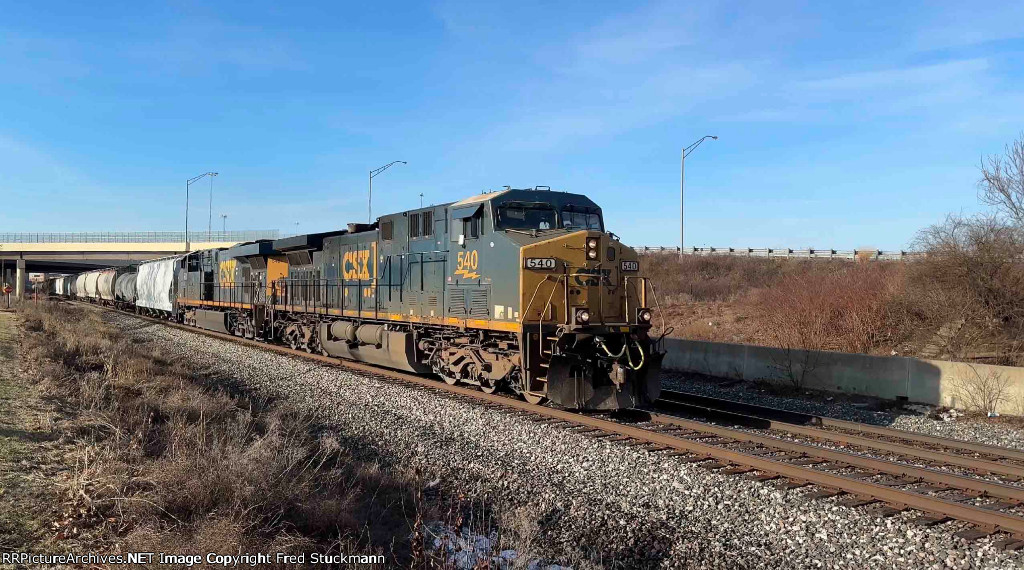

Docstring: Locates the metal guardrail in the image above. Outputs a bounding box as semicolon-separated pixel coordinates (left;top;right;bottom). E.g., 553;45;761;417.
0;231;280;244
634;246;922;261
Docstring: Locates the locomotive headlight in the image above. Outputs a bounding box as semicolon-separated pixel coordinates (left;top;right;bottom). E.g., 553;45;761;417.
575;308;591;324
586;249;599;259
637;308;653;323
587;238;599;249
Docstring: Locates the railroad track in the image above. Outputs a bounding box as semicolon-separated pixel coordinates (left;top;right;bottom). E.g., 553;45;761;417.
656;390;1024;480
659;390;1024;461
70;301;1024;549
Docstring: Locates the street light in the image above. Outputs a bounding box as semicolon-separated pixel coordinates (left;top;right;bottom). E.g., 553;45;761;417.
220;213;228;234
368;161;406;223
186;172;218;251
680;136;717;257
419;193;424;208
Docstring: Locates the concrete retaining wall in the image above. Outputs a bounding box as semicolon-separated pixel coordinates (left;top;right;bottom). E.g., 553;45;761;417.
663;338;1024;415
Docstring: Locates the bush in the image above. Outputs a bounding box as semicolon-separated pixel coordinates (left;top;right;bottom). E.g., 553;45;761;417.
641;254;788;302
752;262;912;355
910;214;1024;364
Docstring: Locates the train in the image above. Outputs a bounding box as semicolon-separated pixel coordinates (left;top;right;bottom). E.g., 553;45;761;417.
48;187;664;410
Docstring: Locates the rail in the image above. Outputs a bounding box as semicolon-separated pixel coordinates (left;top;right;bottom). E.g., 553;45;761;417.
635;246;922;261
0;231;280;244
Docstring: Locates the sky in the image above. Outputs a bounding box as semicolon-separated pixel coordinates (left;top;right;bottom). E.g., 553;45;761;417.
2;1;1024;250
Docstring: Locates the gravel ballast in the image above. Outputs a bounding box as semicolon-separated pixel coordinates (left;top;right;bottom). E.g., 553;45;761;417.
103;311;1024;569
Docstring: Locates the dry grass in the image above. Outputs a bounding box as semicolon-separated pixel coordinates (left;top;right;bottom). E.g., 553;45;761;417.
18;301;589;568
20;302;421;567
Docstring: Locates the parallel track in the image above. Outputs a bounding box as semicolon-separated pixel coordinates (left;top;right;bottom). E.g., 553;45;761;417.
71;301;1024;547
657;390;1024;478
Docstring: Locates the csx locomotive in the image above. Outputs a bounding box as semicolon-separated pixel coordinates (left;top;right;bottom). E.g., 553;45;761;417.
53;187;664;410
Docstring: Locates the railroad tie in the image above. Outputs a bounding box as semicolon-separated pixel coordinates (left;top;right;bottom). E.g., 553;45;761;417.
747;472;781;482
914;483;950;493
954;528;995;541
941;491;981;503
981;500;1019;511
911;514;951;527
992;538;1024;551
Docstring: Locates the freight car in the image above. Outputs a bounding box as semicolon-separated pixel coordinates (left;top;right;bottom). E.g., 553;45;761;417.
61;187;664;411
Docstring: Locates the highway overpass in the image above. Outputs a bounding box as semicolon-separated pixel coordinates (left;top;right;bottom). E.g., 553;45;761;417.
0;231;279;297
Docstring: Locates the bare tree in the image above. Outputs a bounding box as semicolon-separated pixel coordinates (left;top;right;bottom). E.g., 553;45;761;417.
979;133;1024;226
912;213;1024;364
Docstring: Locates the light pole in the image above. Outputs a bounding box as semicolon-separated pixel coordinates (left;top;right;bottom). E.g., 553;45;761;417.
186;172;218;251
207;174;217;241
680;136;717;257
220;214;228;233
368;161;406;223
419;193;424;208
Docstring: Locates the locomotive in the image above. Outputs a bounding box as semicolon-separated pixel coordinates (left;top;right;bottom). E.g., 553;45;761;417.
54;187;664;410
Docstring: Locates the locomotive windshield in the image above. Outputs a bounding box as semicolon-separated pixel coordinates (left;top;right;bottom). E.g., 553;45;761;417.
561;206;603;231
496;202;558;230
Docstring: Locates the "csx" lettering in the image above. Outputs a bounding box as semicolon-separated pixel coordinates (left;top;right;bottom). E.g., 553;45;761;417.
343;249;372;280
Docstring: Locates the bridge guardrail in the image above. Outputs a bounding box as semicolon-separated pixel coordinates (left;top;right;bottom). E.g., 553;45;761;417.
0;231;280;244
634;246;922;261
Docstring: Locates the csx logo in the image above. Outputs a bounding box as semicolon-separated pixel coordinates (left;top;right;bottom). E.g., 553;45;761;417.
219;260;237;284
574;268;611;287
343;249;372;280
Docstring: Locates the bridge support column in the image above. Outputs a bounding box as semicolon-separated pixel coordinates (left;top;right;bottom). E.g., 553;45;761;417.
15;259;26;299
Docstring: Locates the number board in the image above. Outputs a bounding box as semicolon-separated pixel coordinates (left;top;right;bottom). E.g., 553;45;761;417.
620;260;640;272
524;257;557;270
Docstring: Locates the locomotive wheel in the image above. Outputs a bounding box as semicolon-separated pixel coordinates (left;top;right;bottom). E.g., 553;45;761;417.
442;373;459;386
479;381;498;394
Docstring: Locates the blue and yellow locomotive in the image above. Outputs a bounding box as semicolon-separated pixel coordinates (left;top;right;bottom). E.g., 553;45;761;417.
73;187;665;411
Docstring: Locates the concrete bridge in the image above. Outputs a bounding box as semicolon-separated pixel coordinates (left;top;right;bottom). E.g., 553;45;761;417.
0;231;279;297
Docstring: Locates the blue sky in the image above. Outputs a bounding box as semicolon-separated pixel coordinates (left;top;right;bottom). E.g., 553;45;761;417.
2;1;1023;249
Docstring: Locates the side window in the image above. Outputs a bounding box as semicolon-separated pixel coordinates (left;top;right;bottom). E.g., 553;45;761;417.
410;213;421;238
381;220;394;241
422;211;433;237
463;215;480;239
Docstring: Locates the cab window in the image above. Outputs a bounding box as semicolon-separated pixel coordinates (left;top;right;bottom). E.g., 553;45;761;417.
561;208;603;231
463;215;481;239
496;202;556;230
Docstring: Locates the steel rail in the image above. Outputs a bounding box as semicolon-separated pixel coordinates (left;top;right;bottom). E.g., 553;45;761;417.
647;411;1024;501
70;301;1024;537
661;389;1024;463
657;392;1024;479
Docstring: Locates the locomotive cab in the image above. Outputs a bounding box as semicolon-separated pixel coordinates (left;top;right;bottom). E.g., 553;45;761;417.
448;188;664;410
